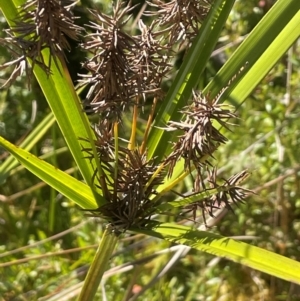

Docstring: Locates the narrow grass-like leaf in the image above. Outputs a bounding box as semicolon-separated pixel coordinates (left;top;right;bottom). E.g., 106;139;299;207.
136;222;300;285
12;0;24;7
204;0;300;102
0;112;55;184
33;56;99;191
147;0;235;161
7;146;69;176
0;136;102;209
228;8;300;105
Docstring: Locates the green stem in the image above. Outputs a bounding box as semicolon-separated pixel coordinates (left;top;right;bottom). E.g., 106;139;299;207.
77;225;118;301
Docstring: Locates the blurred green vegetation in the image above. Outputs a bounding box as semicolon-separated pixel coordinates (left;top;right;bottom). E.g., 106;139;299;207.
1;0;300;300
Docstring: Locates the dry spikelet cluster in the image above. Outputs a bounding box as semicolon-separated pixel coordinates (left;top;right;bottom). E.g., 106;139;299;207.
79;2;171;121
165;90;236;178
0;0;251;230
184;168;251;225
132;20;170;99
79;0;212;121
147;0;211;45
164;89;251;222
79;4;138;120
81;122;164;231
76;0;250;230
98;148;164;230
0;0;82;88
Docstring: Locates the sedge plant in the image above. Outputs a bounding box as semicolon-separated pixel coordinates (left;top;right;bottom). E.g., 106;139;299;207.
0;0;300;300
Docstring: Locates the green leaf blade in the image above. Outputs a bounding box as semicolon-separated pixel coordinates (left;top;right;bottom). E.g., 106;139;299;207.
0;136;103;209
205;0;300;101
136;222;300;285
0;113;56;184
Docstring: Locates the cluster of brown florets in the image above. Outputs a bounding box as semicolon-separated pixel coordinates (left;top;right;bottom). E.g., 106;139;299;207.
78;2;172;121
165;90;236;177
184;168;251;225
78;0;212;121
80;122;165;231
0;0;82;88
163;88;251;224
0;0;211;112
147;0;211;45
0;0;251;231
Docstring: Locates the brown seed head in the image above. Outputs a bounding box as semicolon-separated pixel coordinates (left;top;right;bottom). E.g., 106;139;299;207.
79;1;138;121
147;0;211;46
184;169;251;225
82;122;165;232
165;90;236;178
0;0;82;88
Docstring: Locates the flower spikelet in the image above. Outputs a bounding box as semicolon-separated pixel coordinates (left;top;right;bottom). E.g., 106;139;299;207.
16;0;82;64
100;148;164;230
80;122;115;169
147;0;211;45
165;90;236;178
184;169;251;225
82;123;165;232
79;1;138;121
0;0;82;88
130;20;171;99
0;33;40;88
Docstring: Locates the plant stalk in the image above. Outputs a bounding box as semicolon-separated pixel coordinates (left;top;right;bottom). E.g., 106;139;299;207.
77;225;118;301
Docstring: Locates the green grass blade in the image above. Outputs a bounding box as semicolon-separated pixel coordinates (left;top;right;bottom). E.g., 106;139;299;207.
136;222;300;285
228;8;300;105
33;56;98;189
204;0;300;101
6;146;69;177
0;136;103;209
147;0;236;161
0;112;56;184
12;0;24;7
